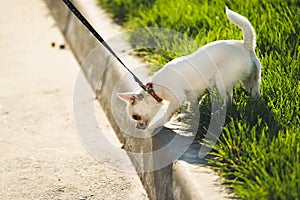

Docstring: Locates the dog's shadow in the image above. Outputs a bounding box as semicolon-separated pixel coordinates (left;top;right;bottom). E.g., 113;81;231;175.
154;87;281;165
202;87;280;128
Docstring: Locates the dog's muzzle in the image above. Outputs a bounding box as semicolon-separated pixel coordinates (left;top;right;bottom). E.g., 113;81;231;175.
136;123;146;130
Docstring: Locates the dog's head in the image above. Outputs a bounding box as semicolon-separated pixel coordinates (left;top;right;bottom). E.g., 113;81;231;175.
118;91;167;130
243;67;261;98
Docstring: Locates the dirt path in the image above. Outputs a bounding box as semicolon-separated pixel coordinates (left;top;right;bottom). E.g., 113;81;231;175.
0;0;147;199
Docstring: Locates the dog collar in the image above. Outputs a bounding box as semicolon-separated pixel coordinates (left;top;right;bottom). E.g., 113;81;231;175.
146;82;163;102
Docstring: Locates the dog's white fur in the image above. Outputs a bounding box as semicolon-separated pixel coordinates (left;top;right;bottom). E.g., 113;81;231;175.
118;7;261;131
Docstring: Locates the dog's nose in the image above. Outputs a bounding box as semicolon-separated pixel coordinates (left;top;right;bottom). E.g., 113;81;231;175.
251;91;260;98
136;123;146;130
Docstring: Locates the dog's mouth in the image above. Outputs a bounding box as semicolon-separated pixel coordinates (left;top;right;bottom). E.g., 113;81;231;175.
136;121;148;130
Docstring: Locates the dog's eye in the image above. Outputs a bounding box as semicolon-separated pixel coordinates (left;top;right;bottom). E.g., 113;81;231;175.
132;114;141;121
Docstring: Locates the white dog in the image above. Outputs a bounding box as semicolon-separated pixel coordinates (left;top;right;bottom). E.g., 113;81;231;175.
118;7;261;131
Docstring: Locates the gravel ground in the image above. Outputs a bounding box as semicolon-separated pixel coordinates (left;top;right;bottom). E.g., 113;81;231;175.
0;0;148;199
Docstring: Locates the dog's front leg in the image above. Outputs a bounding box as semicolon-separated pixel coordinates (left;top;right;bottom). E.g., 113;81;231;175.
148;100;180;132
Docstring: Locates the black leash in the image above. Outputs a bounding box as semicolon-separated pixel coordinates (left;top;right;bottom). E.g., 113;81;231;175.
62;0;148;92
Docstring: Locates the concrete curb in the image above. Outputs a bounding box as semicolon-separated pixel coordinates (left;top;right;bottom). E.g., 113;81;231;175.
44;0;231;199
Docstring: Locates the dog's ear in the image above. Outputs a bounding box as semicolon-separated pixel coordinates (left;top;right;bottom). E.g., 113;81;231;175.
117;93;135;104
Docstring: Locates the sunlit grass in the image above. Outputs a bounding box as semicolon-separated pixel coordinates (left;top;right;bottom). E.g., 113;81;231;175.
97;0;300;199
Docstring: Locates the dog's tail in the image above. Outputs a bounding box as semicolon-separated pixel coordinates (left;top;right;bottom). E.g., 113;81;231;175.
226;6;256;51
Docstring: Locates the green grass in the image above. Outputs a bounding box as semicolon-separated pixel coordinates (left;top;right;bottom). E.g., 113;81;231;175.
97;0;300;199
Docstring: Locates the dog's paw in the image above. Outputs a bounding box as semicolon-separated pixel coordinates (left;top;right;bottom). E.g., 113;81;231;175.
171;113;187;122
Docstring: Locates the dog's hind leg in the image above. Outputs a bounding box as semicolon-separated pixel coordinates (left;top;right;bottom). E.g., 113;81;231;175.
215;72;227;101
226;87;233;102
